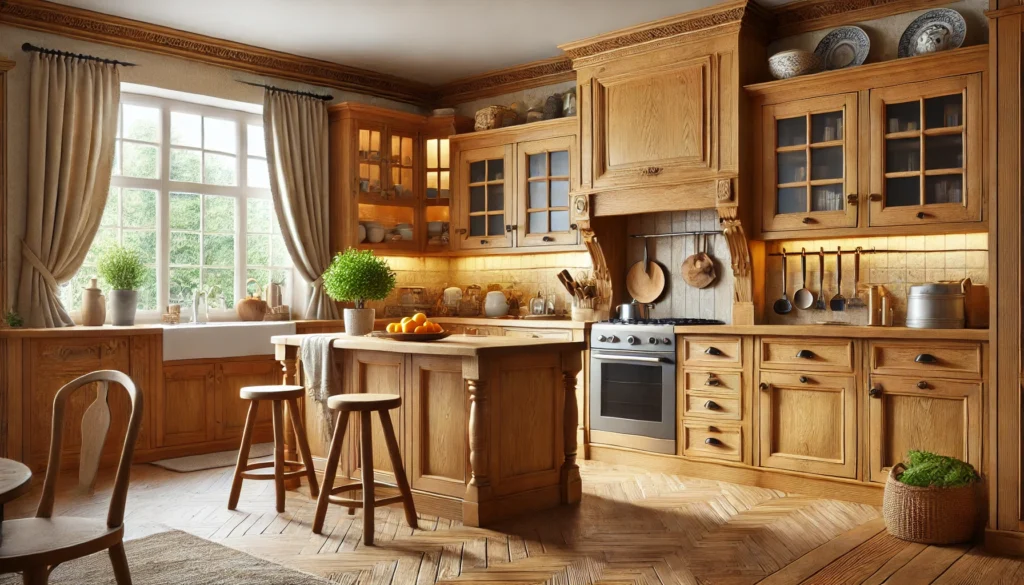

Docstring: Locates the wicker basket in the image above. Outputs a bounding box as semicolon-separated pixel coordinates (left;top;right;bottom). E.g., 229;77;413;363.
882;463;978;544
474;105;516;131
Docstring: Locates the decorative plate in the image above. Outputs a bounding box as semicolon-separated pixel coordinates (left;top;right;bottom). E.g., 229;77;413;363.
814;26;870;70
898;9;966;58
377;332;452;342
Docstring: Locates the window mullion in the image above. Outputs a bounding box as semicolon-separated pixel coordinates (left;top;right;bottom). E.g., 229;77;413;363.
158;105;171;314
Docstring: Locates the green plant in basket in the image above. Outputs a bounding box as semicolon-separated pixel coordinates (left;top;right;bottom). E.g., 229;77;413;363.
898;450;979;488
322;248;396;309
96;244;146;291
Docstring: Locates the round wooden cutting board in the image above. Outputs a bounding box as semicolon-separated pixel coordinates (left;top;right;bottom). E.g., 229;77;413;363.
626;259;666;304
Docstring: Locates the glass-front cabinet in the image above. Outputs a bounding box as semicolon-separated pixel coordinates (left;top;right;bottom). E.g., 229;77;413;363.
762;94;858;233
457;145;514;250
517;136;577;247
869;74;982;227
422;131;452;252
354;119;419;252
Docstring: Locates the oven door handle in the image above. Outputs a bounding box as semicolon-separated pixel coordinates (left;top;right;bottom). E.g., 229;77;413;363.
592;352;674;364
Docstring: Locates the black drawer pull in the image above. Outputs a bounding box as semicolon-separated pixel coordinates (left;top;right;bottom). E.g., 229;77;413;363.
917;380;929;389
705;375;720;387
703;400;720;411
869;385;883;398
795;349;815;359
759;382;769;392
542;236;554;242
704;437;723;446
799;376;808;384
915;353;937;364
704;346;723;356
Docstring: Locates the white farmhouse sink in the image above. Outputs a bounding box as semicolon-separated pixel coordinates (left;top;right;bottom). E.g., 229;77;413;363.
162;321;297;361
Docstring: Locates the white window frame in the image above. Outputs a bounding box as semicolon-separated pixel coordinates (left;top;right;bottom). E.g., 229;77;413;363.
94;91;295;322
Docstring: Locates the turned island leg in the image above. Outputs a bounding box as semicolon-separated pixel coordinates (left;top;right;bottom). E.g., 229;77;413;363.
279;346;302;490
561;350;583;504
463;376;491;526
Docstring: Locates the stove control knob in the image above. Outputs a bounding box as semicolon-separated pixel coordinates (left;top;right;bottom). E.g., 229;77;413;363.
662;337;672;345
627;335;640;345
598;335;608;342
648;337;658;345
608;335;619;343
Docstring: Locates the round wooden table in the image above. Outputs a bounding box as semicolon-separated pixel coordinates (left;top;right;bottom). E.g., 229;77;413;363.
0;457;32;542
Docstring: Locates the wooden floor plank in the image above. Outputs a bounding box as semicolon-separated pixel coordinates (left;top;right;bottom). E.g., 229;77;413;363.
756;518;886;585
880;543;971;585
801;532;913;585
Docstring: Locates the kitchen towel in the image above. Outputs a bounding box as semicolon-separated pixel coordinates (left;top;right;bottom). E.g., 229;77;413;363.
300;334;340;444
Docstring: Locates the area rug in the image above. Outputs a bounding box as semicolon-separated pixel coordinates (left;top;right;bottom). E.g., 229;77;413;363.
0;530;329;584
150;442;274;472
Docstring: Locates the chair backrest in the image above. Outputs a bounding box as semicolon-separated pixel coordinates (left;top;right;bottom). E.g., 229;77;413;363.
35;370;144;529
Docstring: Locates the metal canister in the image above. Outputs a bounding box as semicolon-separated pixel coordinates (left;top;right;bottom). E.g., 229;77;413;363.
906;282;965;329
867;285;884;326
881;294;894;327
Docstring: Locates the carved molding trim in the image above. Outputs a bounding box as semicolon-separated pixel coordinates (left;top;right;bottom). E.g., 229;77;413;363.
0;0;431;104
433;56;575;107
772;0;951;38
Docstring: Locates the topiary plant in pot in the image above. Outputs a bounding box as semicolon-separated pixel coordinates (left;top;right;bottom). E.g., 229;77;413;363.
883;450;980;544
97;245;146;326
322;248;396;336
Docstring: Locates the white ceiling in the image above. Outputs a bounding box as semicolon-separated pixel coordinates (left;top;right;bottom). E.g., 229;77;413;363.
48;0;766;85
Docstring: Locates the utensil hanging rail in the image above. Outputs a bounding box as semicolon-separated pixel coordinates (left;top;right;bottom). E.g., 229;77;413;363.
630;231;720;239
768;247;985;256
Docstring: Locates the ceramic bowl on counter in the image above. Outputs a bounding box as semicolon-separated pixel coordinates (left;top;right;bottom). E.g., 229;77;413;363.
769;49;824;80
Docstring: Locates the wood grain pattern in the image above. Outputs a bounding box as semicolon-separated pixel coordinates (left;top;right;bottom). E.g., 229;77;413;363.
409;356;466;497
868;341;983;380
760;337;854;373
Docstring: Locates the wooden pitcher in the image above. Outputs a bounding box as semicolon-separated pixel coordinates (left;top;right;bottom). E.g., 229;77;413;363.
237;278;269;321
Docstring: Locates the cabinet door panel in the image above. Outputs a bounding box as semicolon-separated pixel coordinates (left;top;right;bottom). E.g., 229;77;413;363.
456;145;514;249
867;376;980;483
348;351;405;481
409;356;467;497
159;363;215;447
216;358;279;441
759;372;857;478
517;135;579;247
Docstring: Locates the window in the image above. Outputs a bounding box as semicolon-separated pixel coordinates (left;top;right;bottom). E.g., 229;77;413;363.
61;92;293;318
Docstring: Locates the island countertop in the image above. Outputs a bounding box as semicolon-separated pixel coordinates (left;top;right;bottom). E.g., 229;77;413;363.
271;332;585;357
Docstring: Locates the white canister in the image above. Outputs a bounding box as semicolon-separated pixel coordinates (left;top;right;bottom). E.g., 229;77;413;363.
483;291;509;317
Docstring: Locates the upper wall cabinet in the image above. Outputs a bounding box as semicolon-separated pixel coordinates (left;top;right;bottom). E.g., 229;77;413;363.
747;46;987;239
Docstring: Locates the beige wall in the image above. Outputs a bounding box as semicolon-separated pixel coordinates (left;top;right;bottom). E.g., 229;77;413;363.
453;80;577;120
0;24;423;308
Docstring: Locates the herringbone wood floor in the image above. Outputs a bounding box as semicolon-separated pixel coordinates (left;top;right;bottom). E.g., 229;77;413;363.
3;460;1021;584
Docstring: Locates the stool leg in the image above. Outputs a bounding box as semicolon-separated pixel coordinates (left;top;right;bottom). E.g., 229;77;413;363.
228;400;260;510
313;411;348;534
379;410;418;530
271;400;286;513
287;398;320;498
360;410;375;545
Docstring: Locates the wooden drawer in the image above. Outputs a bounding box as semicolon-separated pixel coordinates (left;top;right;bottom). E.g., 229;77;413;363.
682;369;741;396
868;341;983;380
760;337;854;373
681;337;743;368
682;422;742;462
502;328;572;340
683;391;741;421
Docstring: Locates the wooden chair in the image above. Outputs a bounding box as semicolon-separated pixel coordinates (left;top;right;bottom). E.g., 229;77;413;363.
312;393;417;545
227;385;319;513
0;370;143;584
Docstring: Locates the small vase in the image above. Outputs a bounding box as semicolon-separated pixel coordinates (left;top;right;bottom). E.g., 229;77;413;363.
109;290;138;326
344;308;375;336
81;278;106;326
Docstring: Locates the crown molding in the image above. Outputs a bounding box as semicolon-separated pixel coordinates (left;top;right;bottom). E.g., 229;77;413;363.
0;0;431;105
432;56;575;107
771;0;951;39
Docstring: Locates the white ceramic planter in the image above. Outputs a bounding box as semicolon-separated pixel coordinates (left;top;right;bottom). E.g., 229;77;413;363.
344;308;375;336
109;289;138;326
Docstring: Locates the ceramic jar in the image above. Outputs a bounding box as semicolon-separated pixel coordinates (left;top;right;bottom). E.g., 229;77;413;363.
81;277;106;326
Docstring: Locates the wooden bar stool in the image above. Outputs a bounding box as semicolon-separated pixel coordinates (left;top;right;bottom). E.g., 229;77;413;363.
312;393;417;545
228;385;319;513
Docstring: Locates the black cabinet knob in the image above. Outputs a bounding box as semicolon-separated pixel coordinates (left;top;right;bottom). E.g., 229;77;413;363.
869;385;883;398
542;236;554;242
915;353;937;364
799;376;808;384
802;217;813;224
795;349;815;359
705;375;720;387
916;211;926;219
917;380;929;389
759;382;769;392
704;346;723;356
703;400;720;411
480;239;488;245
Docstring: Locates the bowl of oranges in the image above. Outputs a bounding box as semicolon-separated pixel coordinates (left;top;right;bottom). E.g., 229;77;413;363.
380;313;450;341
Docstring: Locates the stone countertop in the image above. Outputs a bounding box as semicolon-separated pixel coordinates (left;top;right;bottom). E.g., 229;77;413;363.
272;332;586;357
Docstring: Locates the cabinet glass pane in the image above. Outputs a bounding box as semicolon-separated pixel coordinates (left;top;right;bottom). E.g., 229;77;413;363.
551;150;569;176
529;153;546;178
810;146;843;180
925;94;963;129
470;215;486;236
487;159;504;181
487;184;504;211
777;151;807;184
529;211;548;234
470;186;485;213
401;137;414;165
391;135;400;159
401;168;413;190
488;214;505;237
886;138;920;173
925;134;963;170
426;172;438;199
426;139;438;168
440;171;449;193
886;176;920;207
925;174;963;205
439;139;450;168
551;210;570;232
470;161;486;183
811;111;843;143
777;187;807;214
886;101;920;133
811;185;844;212
551;180;570;207
529;181;547;209
777;117;806;147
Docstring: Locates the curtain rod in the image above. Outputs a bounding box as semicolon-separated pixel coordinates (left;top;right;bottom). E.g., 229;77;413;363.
239;81;333;101
21;43;136;67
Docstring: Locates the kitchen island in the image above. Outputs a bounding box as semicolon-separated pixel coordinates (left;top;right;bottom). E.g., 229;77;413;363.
271;333;585;526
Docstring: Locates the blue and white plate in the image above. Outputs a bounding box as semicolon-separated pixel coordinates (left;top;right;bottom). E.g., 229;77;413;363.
815;26;870;70
898;9;966;58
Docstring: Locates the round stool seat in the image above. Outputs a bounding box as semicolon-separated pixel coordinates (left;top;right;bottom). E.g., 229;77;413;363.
240;385;305;401
327;393;401;411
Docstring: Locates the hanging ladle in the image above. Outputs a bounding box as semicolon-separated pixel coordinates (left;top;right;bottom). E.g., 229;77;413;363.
773;249;793;315
794;248;814;310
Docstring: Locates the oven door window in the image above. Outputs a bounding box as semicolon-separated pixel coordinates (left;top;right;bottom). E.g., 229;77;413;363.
600;362;664;422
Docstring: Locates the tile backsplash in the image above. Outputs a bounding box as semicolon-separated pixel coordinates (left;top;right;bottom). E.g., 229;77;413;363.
626;210;734;323
765;233;988;325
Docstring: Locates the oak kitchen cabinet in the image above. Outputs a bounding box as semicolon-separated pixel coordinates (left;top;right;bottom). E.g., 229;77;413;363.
450;118;580;252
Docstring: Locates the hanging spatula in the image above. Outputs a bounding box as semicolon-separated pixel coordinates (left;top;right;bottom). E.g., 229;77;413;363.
829;246;846;312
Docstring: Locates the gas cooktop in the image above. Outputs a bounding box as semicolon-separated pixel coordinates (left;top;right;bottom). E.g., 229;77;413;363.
600;318;725;326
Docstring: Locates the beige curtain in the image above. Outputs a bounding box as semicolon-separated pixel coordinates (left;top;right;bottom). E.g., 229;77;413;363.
263;89;339;320
16;53;120;328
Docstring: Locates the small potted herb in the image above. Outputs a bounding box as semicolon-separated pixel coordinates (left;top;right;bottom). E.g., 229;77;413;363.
883;450;979;544
97;245;146;326
322;248;396;336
